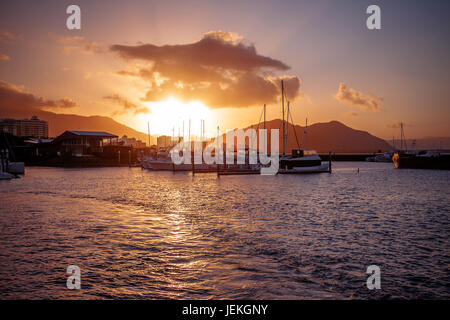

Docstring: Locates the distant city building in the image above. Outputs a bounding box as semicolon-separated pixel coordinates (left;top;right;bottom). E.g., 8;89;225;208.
0;116;48;138
0;118;17;136
157;135;181;149
157;135;171;149
17;116;48;138
119;135;146;148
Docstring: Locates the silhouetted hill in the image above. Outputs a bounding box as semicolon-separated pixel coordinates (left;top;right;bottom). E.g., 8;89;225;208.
0;108;149;141
244;119;392;153
1;107;394;152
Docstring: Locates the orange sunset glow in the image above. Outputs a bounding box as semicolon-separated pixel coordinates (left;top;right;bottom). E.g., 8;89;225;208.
1;1;449;143
1;0;450;305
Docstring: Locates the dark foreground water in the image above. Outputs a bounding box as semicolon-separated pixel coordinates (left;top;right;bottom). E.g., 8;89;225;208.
0;162;449;299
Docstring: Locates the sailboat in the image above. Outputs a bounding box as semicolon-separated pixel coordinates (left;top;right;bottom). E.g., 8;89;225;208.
141;122;178;171
392;123;450;170
277;80;331;174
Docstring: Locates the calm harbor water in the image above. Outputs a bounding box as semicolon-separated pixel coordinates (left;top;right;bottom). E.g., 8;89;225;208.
0;162;449;299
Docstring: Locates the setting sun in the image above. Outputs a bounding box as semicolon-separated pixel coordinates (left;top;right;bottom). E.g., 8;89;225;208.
143;98;213;138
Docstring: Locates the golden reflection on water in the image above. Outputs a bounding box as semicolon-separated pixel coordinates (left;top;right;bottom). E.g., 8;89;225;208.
0;164;449;299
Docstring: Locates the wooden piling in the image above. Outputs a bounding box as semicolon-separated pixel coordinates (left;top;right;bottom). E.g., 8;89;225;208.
0;149;4;172
191;150;195;176
329;150;332;173
5;149;9;173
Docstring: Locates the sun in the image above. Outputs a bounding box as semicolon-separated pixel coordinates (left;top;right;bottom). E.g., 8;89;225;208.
142;97;212;137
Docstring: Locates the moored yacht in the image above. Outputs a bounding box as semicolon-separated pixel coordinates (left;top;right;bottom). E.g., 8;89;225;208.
393;150;450;170
366;151;394;163
142;148;215;171
276;79;331;174
142;149;174;171
279;149;330;174
390;122;450;169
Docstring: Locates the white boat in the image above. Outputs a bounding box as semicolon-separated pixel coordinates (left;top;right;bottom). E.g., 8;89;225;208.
366;151;394;163
142;149;212;171
0;172;15;180
7;162;25;174
0;160;23;178
279;149;330;174
142;150;174;171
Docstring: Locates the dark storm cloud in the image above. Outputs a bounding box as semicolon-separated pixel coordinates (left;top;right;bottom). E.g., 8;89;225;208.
0;80;79;112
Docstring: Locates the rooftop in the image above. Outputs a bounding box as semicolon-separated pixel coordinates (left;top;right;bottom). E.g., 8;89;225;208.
66;130;118;138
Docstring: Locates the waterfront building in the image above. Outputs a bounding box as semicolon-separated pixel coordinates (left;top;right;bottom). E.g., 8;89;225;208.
53;130;118;156
0;116;48;138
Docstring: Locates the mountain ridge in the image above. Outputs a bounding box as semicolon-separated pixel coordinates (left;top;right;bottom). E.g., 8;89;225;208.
0;107;426;152
0;108;150;142
243;118;392;153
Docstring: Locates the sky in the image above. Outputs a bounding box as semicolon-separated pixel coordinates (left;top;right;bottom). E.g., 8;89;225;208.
0;0;449;139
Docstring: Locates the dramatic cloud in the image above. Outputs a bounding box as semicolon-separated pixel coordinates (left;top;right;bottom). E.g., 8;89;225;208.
103;94;150;116
335;82;382;111
269;75;302;101
0;80;79;112
110;31;301;108
0;54;10;61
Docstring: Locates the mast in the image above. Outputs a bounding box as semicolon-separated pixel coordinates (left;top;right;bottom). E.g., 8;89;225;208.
286;101;289;153
281;80;285;156
217;125;220;162
400;123;403;150
400;122;407;151
304;118;308;149
200;120;203;143
147;121;151;147
263;104;266;153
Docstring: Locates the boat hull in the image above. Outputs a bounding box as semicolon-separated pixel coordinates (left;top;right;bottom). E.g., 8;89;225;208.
393;153;450;170
143;160;217;172
143;161;174;171
278;162;330;174
0;172;15;180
